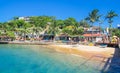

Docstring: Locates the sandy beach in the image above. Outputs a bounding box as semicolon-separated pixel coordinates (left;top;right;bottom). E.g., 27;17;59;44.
43;44;115;61
1;40;115;61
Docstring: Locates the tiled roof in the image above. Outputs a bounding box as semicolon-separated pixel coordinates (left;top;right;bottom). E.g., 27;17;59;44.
83;33;102;37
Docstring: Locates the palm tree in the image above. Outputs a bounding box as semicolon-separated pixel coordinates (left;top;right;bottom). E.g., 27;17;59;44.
85;9;101;42
105;10;118;40
79;20;90;27
86;9;101;26
19;21;31;40
2;23;10;33
27;25;43;40
98;20;104;33
47;17;60;36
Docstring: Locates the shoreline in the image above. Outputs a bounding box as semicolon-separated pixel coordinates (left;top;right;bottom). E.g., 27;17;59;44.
42;44;115;61
0;41;115;61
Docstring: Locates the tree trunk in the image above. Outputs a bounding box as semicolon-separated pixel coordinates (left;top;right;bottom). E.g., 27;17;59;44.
109;23;112;43
24;29;26;41
91;23;94;42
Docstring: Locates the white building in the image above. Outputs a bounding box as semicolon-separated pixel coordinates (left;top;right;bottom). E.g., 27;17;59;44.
18;16;30;22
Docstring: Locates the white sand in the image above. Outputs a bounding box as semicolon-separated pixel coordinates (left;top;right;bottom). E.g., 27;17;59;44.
51;44;114;52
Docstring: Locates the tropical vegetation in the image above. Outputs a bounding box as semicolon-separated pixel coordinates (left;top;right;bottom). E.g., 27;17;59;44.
0;9;119;41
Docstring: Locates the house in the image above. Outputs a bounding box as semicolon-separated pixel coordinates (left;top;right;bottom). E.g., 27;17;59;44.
18;16;30;22
83;26;104;42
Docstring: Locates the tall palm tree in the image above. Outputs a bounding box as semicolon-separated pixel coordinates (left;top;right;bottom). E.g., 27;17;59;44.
86;9;101;26
98;19;104;33
48;21;59;35
47;17;60;36
105;10;118;38
85;9;101;42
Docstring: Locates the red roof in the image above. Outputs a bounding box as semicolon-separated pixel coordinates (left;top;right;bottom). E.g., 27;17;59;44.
83;34;102;37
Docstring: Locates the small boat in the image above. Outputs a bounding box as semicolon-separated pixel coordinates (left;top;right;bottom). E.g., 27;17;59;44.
100;44;107;48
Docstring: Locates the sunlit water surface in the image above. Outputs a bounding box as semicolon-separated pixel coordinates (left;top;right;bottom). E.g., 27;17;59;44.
0;45;104;73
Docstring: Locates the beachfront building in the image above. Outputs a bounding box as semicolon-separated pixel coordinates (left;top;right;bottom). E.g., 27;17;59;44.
55;33;70;43
71;36;80;42
83;26;104;42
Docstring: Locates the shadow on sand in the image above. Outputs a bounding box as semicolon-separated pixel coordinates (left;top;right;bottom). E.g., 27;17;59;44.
101;47;120;73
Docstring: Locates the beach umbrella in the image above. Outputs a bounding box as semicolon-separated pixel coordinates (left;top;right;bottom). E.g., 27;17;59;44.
113;36;117;38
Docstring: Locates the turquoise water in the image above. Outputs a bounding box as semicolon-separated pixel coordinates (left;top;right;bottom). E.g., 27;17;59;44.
0;45;104;73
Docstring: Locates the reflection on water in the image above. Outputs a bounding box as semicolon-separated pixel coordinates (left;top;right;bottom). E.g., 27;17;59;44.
0;44;105;73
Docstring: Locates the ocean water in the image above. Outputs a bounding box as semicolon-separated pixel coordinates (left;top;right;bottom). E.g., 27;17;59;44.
0;44;104;73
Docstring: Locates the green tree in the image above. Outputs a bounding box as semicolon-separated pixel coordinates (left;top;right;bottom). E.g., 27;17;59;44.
47;17;60;35
2;22;10;32
62;26;74;35
85;9;101;26
23;22;31;40
0;23;4;30
64;17;78;27
27;25;42;39
62;26;84;36
6;31;15;38
29;16;53;29
7;20;17;31
75;27;84;35
79;20;90;27
105;10;118;36
63;17;80;35
112;28;120;37
56;20;64;29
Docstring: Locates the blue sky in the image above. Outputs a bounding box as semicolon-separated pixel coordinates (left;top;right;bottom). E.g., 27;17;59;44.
0;0;120;28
